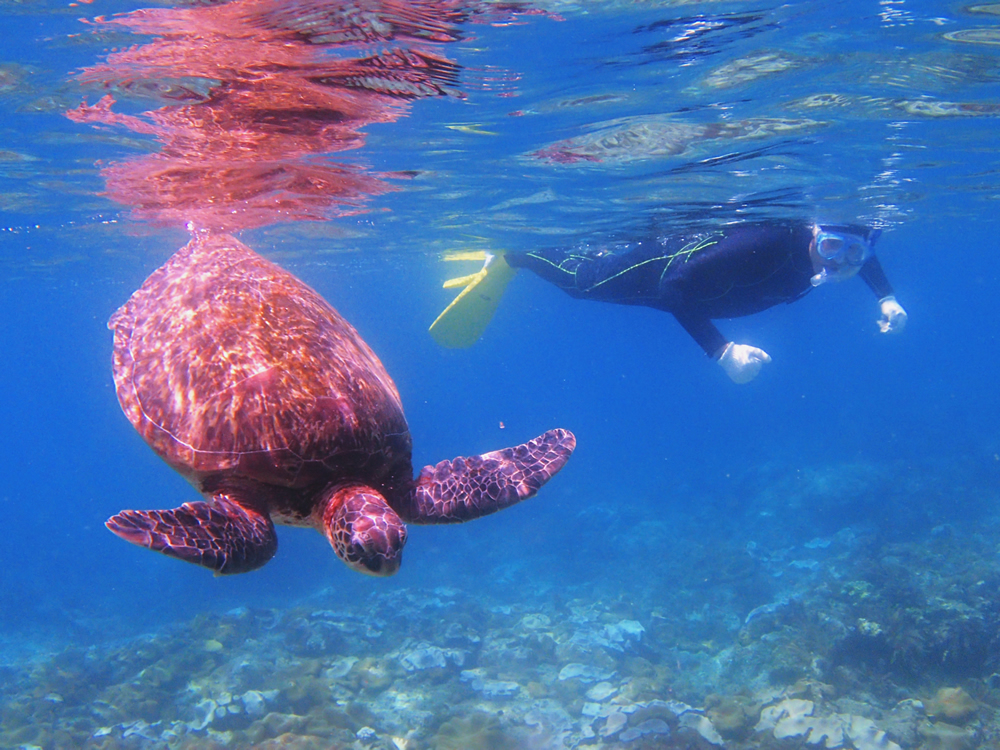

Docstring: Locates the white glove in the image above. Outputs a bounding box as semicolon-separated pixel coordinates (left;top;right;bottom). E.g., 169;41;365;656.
878;296;907;334
718;342;772;384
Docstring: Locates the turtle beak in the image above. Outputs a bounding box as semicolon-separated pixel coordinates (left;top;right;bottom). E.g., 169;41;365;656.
357;547;402;576
344;516;406;577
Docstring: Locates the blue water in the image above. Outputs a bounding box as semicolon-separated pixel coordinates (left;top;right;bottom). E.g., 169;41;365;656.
2;0;1000;745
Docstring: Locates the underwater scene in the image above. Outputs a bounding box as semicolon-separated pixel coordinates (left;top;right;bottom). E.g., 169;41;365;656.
3;0;1000;748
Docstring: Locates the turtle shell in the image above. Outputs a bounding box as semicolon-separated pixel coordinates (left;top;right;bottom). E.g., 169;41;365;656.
109;234;412;497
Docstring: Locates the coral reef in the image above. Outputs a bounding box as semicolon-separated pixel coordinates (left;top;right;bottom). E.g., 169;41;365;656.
4;457;1000;749
924;688;977;723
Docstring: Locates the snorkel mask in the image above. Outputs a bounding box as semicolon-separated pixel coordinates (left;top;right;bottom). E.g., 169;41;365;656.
809;225;880;287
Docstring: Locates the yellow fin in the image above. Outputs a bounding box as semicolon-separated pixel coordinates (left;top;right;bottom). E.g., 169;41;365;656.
429;253;517;348
442;250;489;262
442;272;484;289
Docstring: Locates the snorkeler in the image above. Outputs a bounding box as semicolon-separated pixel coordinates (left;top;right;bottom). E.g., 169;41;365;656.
429;221;907;384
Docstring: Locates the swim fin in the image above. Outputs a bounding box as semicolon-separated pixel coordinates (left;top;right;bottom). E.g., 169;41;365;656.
429;251;517;348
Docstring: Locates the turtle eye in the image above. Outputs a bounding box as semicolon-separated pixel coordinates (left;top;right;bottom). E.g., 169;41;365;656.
344;521;405;577
347;537;401;577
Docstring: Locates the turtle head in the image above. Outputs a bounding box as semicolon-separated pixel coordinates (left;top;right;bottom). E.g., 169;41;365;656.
318;484;407;576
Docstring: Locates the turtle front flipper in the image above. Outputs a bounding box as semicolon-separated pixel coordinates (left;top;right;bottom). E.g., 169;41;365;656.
404;428;576;524
106;495;277;575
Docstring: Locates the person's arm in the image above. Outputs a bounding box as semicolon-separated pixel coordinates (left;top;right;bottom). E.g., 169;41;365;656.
859;256;907;334
673;309;771;383
858;256;893;298
672;309;727;358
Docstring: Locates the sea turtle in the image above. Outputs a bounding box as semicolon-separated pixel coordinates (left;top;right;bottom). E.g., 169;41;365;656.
105;233;575;576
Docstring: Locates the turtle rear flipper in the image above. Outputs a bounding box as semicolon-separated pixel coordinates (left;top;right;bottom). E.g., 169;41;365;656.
404;428;576;524
106;495;277;575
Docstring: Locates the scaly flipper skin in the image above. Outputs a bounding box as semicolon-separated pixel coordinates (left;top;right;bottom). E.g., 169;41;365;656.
106;495;277;575
403;428;576;524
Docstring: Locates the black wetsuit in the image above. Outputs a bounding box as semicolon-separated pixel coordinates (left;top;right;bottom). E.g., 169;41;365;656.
504;221;895;359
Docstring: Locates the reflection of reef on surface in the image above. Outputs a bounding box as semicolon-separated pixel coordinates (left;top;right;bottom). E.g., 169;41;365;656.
5;458;1000;749
66;0;470;231
529;114;821;165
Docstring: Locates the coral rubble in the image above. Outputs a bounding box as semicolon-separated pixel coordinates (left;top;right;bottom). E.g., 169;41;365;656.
5;458;1000;749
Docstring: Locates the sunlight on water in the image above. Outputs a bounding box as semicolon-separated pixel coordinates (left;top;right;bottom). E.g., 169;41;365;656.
2;0;1000;748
